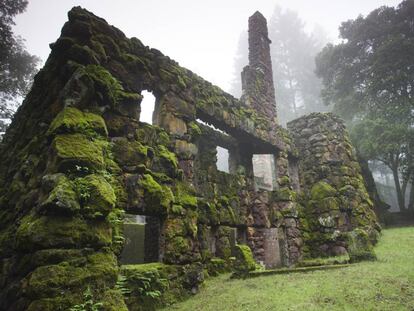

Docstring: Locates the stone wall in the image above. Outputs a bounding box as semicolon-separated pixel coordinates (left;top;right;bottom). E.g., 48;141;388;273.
0;7;379;311
288;113;380;257
0;7;301;310
241;11;277;124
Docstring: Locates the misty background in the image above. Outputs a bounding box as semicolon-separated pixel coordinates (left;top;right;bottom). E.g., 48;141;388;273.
8;0;405;212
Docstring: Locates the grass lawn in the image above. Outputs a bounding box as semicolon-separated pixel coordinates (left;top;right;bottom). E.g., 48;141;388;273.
168;227;414;311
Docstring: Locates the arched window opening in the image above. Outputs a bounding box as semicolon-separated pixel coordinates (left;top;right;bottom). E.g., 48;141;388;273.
139;91;156;125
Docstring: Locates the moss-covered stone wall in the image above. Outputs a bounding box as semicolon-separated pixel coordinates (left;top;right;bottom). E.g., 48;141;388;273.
287;113;380;258
0;7;378;311
0;7;301;310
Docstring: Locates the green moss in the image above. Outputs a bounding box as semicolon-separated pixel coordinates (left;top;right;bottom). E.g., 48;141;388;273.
53;134;107;171
308;197;340;213
346;228;377;263
83;65;123;105
74;174;116;217
99;289;129;311
122;262;167;273
278;176;291;187
47;107;108;137
136;123;170;146
67;44;99;65
216;227;235;260
206;258;230;276
25;251;119;299
310;181;337;201
164;218;187;239
185;210;199;238
188;122;202;139
15;214;112;252
139;174;173;214
112;137;148;166
121;263;186;311
164;236;192;263
272;187;297;202
233;244;256;277
156;145;178;169
218;197;237;225
40;174;80;215
30;249;86;267
170;204;185;215
174;182;197;209
198;200;219;225
27;297;76;311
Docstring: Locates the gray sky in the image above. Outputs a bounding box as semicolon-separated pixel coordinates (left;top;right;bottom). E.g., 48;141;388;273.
15;0;401;94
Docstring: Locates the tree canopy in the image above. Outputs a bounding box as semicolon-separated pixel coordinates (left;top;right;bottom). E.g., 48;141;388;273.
0;0;39;119
316;0;414;212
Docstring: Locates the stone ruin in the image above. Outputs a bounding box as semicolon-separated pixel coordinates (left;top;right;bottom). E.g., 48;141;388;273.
0;8;380;311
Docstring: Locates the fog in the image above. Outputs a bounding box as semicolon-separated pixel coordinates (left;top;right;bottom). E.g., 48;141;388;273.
15;0;401;93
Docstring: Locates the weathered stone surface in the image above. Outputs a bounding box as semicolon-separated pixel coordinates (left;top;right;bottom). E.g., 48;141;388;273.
0;7;379;311
288;113;380;258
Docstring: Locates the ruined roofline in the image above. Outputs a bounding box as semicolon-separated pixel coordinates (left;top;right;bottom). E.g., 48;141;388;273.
7;6;290;154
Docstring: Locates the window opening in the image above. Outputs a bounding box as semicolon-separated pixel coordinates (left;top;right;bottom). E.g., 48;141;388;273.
139;91;156;124
252;154;277;191
288;159;300;191
120;214;161;264
216;146;230;173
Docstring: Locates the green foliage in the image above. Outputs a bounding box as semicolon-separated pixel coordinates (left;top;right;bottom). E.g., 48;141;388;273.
0;0;40;116
121;263;171;310
351;119;410;164
315;1;414;211
69;287;103;311
115;275;132;296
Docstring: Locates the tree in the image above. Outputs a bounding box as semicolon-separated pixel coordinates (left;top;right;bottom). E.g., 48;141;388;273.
231;6;330;125
350;119;413;212
0;0;39;132
269;6;330;124
315;0;414;212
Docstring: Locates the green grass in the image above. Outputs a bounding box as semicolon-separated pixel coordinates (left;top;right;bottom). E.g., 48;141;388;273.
167;227;414;311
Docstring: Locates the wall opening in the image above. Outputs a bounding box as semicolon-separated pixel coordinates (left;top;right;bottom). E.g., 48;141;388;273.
216;146;230;173
196;118;229;136
140;91;156;124
120;214;161;265
252;154;277;191
236;227;247;244
288;159;300;191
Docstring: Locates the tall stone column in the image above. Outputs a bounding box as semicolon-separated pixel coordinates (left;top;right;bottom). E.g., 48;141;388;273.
241;11;278;125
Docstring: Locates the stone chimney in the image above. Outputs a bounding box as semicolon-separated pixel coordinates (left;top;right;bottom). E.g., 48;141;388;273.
241;11;278;125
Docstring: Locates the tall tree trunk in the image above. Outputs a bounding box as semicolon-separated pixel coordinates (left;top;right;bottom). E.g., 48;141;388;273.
391;165;406;212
